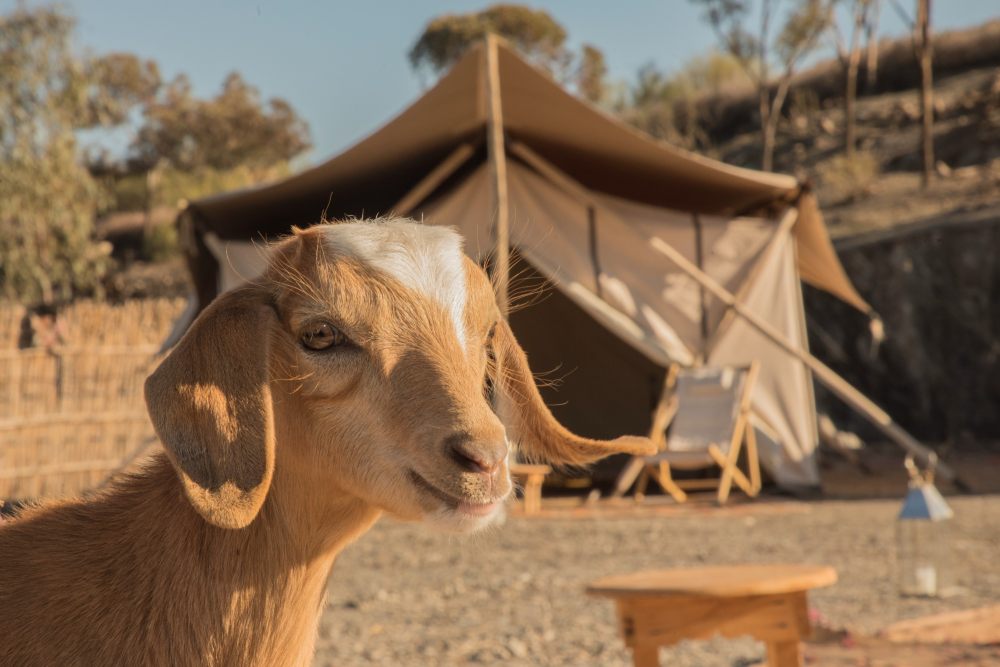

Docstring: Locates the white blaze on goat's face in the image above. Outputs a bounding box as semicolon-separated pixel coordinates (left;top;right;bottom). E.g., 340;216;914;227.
267;219;511;532
319;221;469;351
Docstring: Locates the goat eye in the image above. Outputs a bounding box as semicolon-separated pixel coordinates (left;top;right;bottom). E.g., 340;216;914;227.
300;322;345;351
484;323;498;359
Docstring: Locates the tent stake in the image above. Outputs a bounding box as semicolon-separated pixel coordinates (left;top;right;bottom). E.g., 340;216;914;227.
649;237;957;483
484;34;510;316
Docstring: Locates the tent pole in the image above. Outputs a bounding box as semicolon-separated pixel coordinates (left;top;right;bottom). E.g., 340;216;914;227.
484;34;510;317
692;213;709;357
510;141;595;207
587;206;603;296
649;236;956;482
390;142;477;217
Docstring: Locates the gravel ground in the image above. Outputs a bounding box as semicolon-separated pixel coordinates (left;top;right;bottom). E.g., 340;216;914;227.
313;495;1000;666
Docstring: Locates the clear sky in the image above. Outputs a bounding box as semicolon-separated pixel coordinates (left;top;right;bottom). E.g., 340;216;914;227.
10;0;999;163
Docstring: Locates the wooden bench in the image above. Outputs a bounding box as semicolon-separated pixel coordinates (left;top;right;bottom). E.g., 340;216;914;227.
509;463;550;515
587;564;837;666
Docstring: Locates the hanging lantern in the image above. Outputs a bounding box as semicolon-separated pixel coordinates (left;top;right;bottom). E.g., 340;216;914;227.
897;454;953;597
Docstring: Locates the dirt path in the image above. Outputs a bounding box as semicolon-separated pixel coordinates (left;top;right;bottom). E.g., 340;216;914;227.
313;495;1000;666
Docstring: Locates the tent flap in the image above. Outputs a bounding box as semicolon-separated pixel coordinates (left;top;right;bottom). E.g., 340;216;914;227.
795;192;873;314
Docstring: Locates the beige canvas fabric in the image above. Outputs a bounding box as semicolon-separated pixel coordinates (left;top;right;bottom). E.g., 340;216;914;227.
202;233;270;291
709;231;819;485
419;163;776;363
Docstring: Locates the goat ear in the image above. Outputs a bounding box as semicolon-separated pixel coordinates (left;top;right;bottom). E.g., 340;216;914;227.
493;319;656;466
145;286;277;529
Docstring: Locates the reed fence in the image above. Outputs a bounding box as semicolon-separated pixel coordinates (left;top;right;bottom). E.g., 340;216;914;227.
0;299;186;500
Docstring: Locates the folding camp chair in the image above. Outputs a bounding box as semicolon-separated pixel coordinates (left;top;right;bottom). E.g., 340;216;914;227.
619;361;762;505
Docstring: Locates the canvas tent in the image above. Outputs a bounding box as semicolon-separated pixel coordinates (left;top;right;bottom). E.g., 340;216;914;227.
174;40;879;489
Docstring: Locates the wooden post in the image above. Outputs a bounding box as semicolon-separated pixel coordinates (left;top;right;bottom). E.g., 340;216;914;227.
649;237;955;482
484;34;510;316
390;142;476;217
915;0;934;189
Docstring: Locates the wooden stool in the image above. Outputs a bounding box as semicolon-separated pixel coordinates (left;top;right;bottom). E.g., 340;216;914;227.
509;463;550;514
587;564;837;667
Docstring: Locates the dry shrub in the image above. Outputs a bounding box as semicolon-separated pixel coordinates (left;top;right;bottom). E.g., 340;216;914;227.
142;222;180;263
818;150;880;202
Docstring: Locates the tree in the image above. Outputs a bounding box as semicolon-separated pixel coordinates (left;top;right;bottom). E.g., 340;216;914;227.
888;0;934;188
131;72;310;175
619;64;687;144
576;44;608;104
862;0;881;91
694;0;832;171
408;4;607;102
914;0;934;188
82;52;162;128
617;51;749;148
0;5;113;304
830;0;877;158
409;4;570;77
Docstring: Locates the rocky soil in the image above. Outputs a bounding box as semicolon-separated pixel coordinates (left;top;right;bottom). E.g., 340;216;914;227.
313;495;1000;666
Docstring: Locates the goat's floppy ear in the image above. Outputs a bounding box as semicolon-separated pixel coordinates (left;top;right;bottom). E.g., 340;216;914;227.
145;286;277;529
493;319;656;466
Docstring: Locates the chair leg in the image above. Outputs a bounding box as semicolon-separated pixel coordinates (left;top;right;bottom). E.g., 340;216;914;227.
746;422;762;496
710;445;756;497
655;460;687;503
713;438;743;505
634;466;651;503
524;474;543;514
610;456;647;499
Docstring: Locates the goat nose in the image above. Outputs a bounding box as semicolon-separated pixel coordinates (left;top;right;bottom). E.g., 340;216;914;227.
445;433;507;474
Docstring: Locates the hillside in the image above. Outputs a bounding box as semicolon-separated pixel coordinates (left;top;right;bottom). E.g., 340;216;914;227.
698;21;1000;239
708;21;1000;447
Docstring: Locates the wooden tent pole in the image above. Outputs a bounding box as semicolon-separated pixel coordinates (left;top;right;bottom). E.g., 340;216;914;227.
649;237;955;482
390;142;476;217
510;141;595;207
484;34;510;316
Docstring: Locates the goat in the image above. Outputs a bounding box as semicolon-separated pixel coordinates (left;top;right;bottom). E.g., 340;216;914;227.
0;219;654;666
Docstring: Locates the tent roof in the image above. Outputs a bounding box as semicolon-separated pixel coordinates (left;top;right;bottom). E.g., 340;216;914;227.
188;40;800;238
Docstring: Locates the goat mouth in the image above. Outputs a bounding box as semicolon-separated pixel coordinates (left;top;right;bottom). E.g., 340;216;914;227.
407;470;503;517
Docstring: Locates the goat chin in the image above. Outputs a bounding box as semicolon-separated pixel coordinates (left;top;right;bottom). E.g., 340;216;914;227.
421;497;510;533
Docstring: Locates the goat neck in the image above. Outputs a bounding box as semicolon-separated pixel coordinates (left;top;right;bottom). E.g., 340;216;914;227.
0;446;379;667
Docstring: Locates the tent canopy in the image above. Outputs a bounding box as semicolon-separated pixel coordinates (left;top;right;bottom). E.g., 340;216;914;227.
186;41;867;314
180;40;873;488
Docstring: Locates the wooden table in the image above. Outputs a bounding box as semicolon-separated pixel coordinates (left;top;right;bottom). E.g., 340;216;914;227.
587;564;837;667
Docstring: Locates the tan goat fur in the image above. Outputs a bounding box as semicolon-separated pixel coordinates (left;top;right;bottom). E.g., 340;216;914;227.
0;219;654;665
